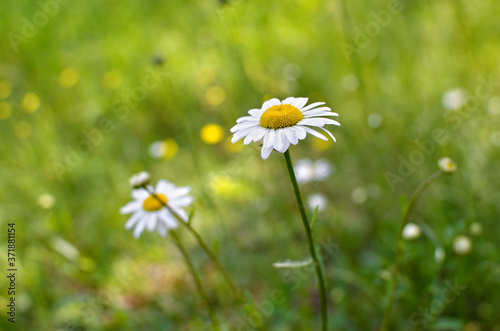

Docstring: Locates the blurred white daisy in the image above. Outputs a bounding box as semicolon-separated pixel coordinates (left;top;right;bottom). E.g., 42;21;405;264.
402;223;421;240
434;247;445;263
295;158;333;184
453;235;472;255
129;171;151;188
120;179;194;238
438;157;457;174
38;193;56;209
230;97;340;159
442;88;467;111
307;193;328;211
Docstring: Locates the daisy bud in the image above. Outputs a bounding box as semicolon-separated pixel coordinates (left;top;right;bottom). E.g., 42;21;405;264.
438;157;457;174
453;235;472;255
402;223;421;240
129;171;151;188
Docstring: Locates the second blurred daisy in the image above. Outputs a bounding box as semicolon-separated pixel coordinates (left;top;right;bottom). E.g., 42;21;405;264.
120;179;193;238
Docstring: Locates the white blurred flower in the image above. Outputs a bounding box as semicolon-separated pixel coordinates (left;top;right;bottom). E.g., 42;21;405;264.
367;113;382;129
438;157;457;174
230;97;340;159
469;222;483;236
351;187;367;204
295;158;333;184
129;171;150;188
453;235;472;255
149;141;165;158
341;74;359;91
307;193;328;211
38;193;55;209
273;258;312;268
120;180;193;238
402;223;421;240
435;247;445;263
442;88;467;111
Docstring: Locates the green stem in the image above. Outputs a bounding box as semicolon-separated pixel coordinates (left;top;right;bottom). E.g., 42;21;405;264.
169;231;219;331
143;186;245;304
283;150;328;331
380;171;443;331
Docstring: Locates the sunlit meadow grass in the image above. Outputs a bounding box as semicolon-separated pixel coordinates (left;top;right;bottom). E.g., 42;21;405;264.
1;0;500;330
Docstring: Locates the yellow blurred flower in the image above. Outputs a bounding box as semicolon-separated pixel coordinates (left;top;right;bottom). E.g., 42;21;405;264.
14;121;32;139
0;102;11;119
21;93;40;113
148;139;179;159
0;80;12;99
210;175;231;194
312;137;333;151
200;123;224;144
59;67;80;88
102;70;123;90
224;136;243;153
204;86;225;106
38;193;56;209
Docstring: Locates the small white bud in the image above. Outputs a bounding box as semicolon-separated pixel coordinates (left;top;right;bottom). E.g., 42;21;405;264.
129;171;151;188
438;157;457;174
402;223;421;240
453;235;472;255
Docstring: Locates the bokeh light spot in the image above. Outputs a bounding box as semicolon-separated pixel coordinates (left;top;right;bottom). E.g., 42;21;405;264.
0;80;12;99
205;86;226;106
59;67;80;88
102;70;123;90
201;123;224;144
15;121;32;139
0;102;12;119
22;93;41;113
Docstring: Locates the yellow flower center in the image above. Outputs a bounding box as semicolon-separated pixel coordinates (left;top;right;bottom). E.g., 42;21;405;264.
143;193;168;212
260;104;303;129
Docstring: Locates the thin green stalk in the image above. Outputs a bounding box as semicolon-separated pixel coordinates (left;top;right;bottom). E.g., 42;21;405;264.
170;231;220;331
380;171;443;331
283;150;328;331
143;186;245;304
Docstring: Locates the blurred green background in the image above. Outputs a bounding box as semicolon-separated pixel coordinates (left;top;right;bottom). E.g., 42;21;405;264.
1;0;499;330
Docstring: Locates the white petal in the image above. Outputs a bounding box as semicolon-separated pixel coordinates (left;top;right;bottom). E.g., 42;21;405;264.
284;128;298;145
320;127;337;142
170;206;188;221
146;214;157;231
253;128;268;142
159;212;178;228
292;126;307;140
292;97;308;109
263;129;276;148
170;195;194;207
244;127;266;145
167;186;190;199
298;118;339;127
301;126;328;141
133;218;148;238
156;179;174;194
231;126;257;143
120;201;141;214
282;135;291;152
157;222;168;237
274;129;285;152
125;212;144;229
248;108;263;117
262;98;281;110
300;102;325;112
281;97;296;105
261;146;273;159
234;116;258;125
302;107;332;115
131;189;148;200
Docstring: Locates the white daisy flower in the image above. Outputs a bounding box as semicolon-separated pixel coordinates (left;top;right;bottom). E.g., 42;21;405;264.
402;223;421;240
438;157;457;174
120;179;194;238
230;97;340;159
453;235;472;255
129;171;151;188
295;158;333;184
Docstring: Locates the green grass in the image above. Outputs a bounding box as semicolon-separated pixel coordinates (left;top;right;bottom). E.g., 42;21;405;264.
1;0;500;330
